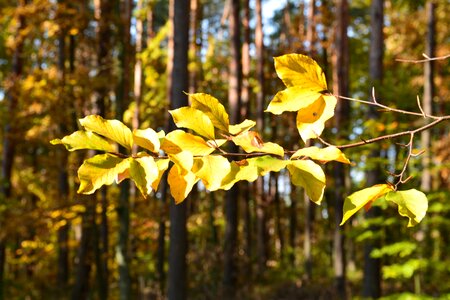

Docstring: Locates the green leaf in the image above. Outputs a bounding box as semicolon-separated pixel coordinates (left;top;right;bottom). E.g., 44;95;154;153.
167;164;199;204
77;154;130;194
296;95;337;142
228;119;256;135
192;156;231;191
169;107;215;140
231;131;284;157
385;189;428;227
161;130;217;156
341;184;393;225
189;93;230;132
274;54;327;90
291;146;351;164
133;128;160;153
253;156;288;175
129;156;159;196
79;115;133;150
287;160;326;204
266;88;322;115
51;130;115;152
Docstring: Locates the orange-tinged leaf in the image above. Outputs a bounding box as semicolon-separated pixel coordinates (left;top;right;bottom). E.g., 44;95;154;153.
296;95;337;142
287;160;326;204
129;156;159;196
266;88;322;115
161;130;217;156
51;130;115;152
385;189;428;227
192;156;231;191
133;128;160;153
169;107;215;140
189;93;230;132
79;115;133;150
231;131;284;157
340;184;394;225
274;54;327;90
291;146;351;164
77;154;130;194
167;164;199;204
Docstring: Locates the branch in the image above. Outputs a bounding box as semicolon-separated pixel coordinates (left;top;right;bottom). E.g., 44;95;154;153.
396;53;450;63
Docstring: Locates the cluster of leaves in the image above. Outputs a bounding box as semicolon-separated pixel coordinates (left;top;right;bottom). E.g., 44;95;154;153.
51;54;428;227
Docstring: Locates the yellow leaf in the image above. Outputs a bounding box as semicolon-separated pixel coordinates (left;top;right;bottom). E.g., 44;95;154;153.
77;154;130;194
291;146;351;164
168;151;194;174
385;189;428;227
274;54;327;90
51;130;115;152
167;164;199;204
189;93;230;132
231;131;285;157
228;119;256;135
169;107;215;140
161;130;217;156
253;156;288;175
296;95;337;142
266;88;322;115
193;156;231;191
287;160;326;204
151;159;170;191
129;156;159;196
220;159;259;190
79;115;133;150
133;128;160;153
340;184;394;225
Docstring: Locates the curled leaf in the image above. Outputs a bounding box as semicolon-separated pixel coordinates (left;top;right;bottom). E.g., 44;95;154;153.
385;189;428;227
291;146;351;164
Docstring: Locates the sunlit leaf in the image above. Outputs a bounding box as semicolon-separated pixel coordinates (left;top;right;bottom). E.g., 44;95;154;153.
169;151;194;174
291;146;351;164
77;154;130;194
287;160;326;204
253;156;288;175
133;128;160;153
79;115;133;150
189;93;230;132
129;156;159;196
167;164;199;204
274;54;327;90
161;130;217;156
340;184;394;225
193;156;231;191
228;119;256;135
385;189;428;227
169;107;215;140
151;159;170;191
266;88;322;115
231;131;284;157
51;130;115;152
296;95;337;142
220;159;259;190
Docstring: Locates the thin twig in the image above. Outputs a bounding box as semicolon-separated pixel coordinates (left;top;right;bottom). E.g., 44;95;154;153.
396;53;450;63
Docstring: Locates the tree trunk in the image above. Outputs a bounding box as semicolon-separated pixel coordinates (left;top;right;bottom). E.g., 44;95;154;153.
332;0;349;298
303;187;313;281
362;0;384;298
167;1;190;299
306;0;317;55
241;0;250;118
223;0;241;297
0;1;26;298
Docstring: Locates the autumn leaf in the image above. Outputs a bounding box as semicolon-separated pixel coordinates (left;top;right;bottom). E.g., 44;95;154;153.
287;160;326;204
133;128;160;153
192;156;231;191
51;130;115;152
266;88;322;115
385;189;428;227
151;159;170;191
189;93;230;132
129;156;159;196
291;146;351;164
161;130;217;156
167;164;199;204
231;131;284;157
78;154;130;194
228;119;256;135
169;106;215;140
340;184;394;225
79;115;134;150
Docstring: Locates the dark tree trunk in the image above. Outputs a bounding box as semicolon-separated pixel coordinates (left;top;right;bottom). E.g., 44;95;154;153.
332;0;349;298
362;0;384;298
167;1;190;299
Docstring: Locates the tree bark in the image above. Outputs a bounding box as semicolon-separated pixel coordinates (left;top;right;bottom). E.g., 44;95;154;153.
167;1;190;299
362;0;384;298
332;0;349;298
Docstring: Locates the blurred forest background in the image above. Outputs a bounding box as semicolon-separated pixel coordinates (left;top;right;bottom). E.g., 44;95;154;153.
0;0;449;299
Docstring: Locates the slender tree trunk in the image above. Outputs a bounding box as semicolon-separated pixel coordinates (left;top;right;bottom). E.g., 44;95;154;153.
223;0;241;297
289;186;298;265
241;0;250;118
167;1;190;299
0;1;26;298
306;0;317;55
303;186;313;281
363;0;384;298
332;0;349;298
